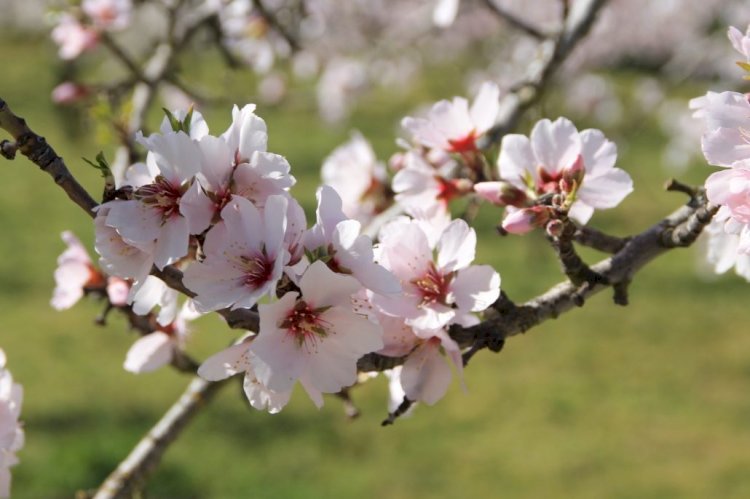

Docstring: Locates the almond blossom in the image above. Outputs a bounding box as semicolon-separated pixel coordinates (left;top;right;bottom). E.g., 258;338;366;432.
103;131;213;270
728;25;750;64
302;186;401;296
321;132;388;224
691;91;750;168
198;339;292;414
82;0;132;31
94;203;155;290
0;349;23;499
124;302;198;374
249;261;384;406
192;104;295;216
52;231;128;310
392;150;470;221
369;304;465;406
372;218;500;332
402;82;500;154
51;14;99;60
182;195;290;312
398;333;463;406
702;216;750;281
129;275;179;326
478;116;633;224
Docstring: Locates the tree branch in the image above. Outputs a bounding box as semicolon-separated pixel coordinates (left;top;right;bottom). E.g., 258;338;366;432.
1;95;716;375
253;0;301;52
450;193;715;350
0;97;98;215
482;0;548;40
481;0;609;147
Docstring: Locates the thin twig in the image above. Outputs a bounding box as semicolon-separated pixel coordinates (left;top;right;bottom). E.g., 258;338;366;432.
450;194;717;349
253;0;301;52
482;0;548;40
481;0;609;147
0;97;98;215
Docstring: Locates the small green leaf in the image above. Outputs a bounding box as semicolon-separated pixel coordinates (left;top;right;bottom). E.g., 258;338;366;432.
162;108;183;133
82;151;112;179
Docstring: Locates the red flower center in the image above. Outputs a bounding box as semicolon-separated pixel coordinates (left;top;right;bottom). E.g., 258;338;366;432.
412;262;452;306
135;176;184;221
448;131;478;153
241;250;274;289
279;300;330;351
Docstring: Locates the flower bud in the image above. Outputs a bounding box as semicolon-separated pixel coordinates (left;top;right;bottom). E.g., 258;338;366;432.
51;82;90;105
501;206;551;234
474;181;528;207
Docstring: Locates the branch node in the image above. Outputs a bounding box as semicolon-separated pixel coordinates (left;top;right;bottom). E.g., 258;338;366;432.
665;178;698;200
613;279;631;306
0;139;17;159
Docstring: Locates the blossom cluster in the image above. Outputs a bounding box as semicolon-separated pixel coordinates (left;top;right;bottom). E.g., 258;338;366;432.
0;350;23;499
47;63;653;416
695;25;750;280
46;99;506;414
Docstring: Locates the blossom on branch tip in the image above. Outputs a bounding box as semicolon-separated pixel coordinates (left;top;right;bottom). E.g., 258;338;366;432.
402;82;500;154
495;117;633;224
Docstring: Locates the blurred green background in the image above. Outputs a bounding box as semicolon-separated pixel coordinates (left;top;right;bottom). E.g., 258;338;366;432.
2;32;750;499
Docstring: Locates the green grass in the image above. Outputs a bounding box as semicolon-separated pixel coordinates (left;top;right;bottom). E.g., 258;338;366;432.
2;36;750;499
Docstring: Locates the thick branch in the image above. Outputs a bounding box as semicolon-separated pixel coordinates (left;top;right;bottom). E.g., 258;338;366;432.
450;195;715;348
91;376;228;499
0;97;98;215
573;225;628;253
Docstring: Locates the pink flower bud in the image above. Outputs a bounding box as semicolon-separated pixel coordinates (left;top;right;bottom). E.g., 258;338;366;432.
561;154;585;193
501;206;550;234
474;181;527;207
51;82;90;105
